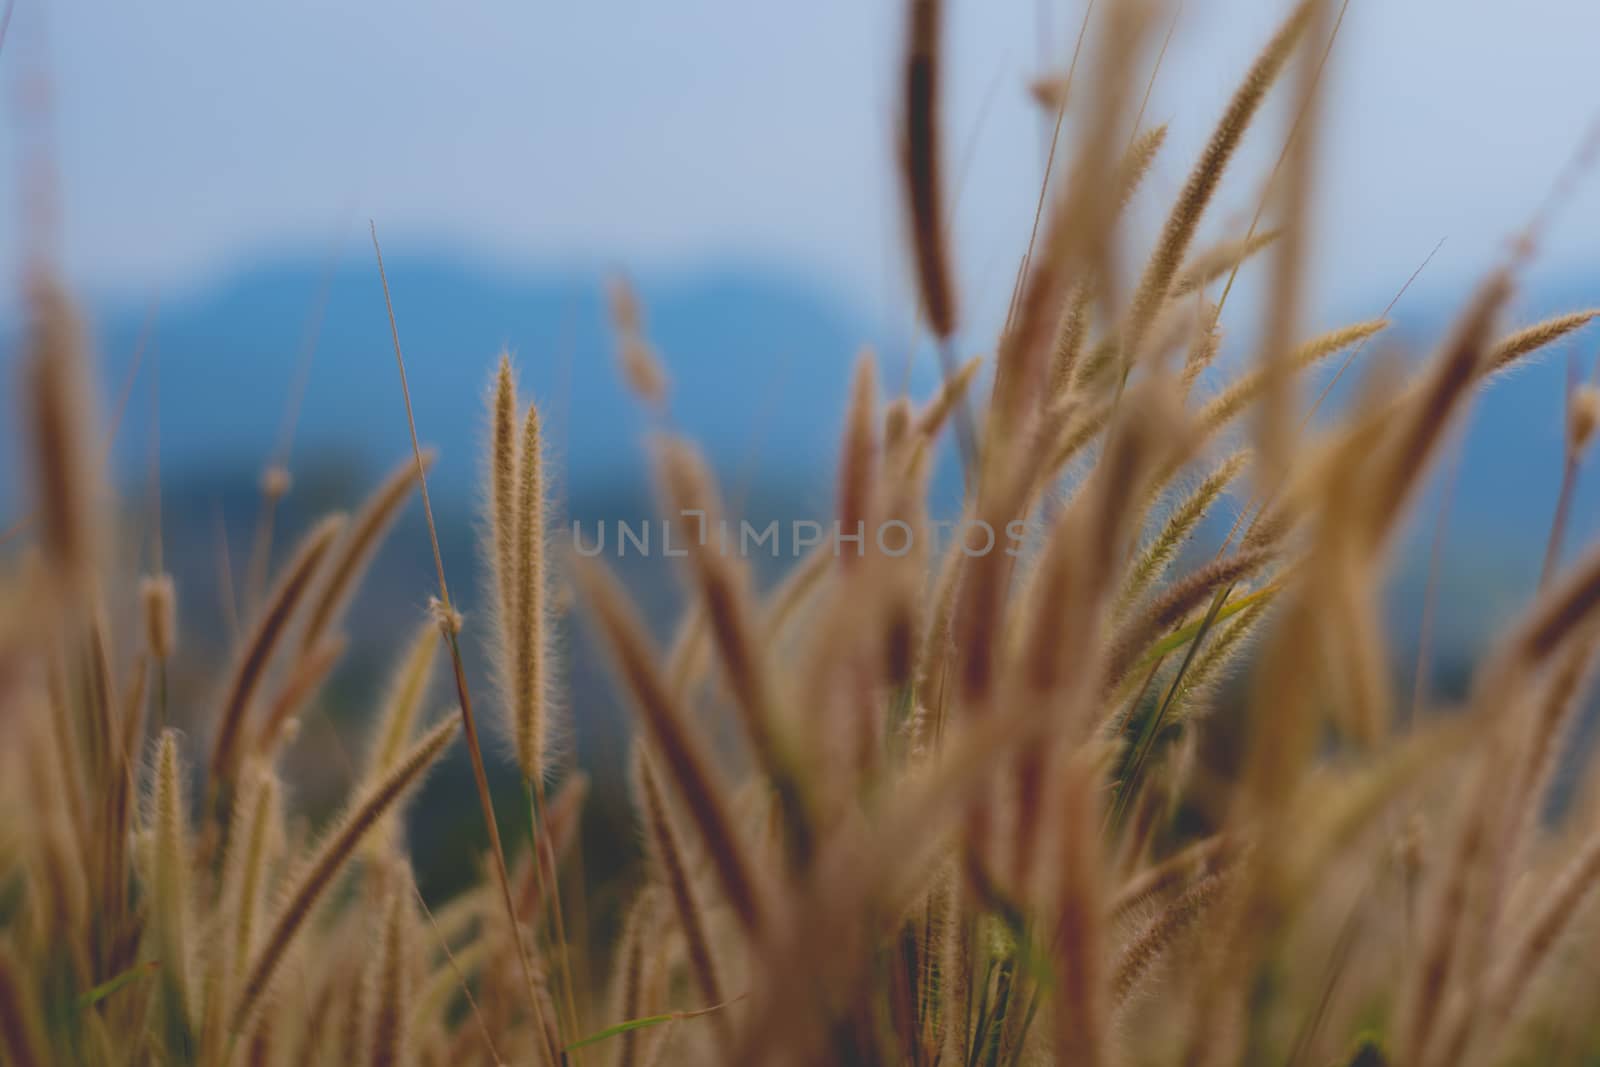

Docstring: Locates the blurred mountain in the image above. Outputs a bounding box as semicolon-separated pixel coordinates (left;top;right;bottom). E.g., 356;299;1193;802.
48;252;898;500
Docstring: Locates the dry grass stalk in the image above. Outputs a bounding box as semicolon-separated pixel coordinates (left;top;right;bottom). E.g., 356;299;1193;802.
512;398;550;783
899;0;956;340
22;273;104;604
1487;308;1600;376
609;276;671;408
231;717;458;1035
1124;0;1314;356
140;573;177;663
634;749;730;1049
300;450;433;653
575;557;765;936
209;513;346;795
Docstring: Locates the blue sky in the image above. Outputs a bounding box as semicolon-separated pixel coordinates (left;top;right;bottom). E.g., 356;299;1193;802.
1;0;1597;335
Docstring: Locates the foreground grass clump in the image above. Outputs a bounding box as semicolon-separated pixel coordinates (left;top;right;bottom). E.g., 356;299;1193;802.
7;0;1600;1064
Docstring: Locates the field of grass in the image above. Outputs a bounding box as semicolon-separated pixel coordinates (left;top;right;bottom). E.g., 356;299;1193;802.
8;0;1600;1064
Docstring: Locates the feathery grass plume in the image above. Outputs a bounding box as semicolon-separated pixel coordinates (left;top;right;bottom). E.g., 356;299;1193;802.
1105;546;1276;686
1193;318;1388;442
608;276;671;408
1110;834;1241;923
1050;755;1110;1067
231;717;458;1035
882;441;932;689
140;573;177;663
633;748;729;1049
1487;308;1600;376
1164;591;1274;719
899;0;955;341
374;224;555;1066
1047;123;1170;402
1170;229;1282;298
370;879;415;1067
22;273;104;602
608;890;657;1067
253;635;345;758
511;398;550;784
656;437;813;870
1250;0;1330;484
574;557;764;936
363;622;441;783
104;650;148;942
1049;281;1093;404
1124;0;1314;356
913;353;983;440
1113;868;1231;1008
148;729;197;1042
85;603;117;801
1364;273;1512;548
487;354;520;652
1182;308;1225;386
837;352;879;570
988;0;1148;446
201;762;278;1066
209;513;346;797
221;764;280;988
515;771;589;920
300;450;433;653
1119;450;1251;614
0;941;48;1067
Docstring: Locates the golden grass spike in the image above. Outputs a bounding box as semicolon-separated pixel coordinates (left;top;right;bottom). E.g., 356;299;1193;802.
1105;547;1275;685
253;635;346;758
512;399;550;784
1119;450;1251;613
608;890;655;1067
22;272;104;602
575;557;764;935
633;749;729;1049
488;353;520;654
1124;0;1314;355
209;513;346;794
1194;318;1388;442
838;352;879;569
608;276;671;407
139;572;177;663
1487;308;1600;376
1171;230;1282;298
989;0;1147;446
1113;869;1231;1008
364;621;441;781
300;450;433;653
149;729;196;1035
223;765;280;984
231;717;458;1035
1049;281;1093;404
372;223;556;1065
1365;273;1511;548
913;353;983;440
104;651;148;940
1047;124;1171;404
370;879;414;1067
900;0;955;340
656;437;814;869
